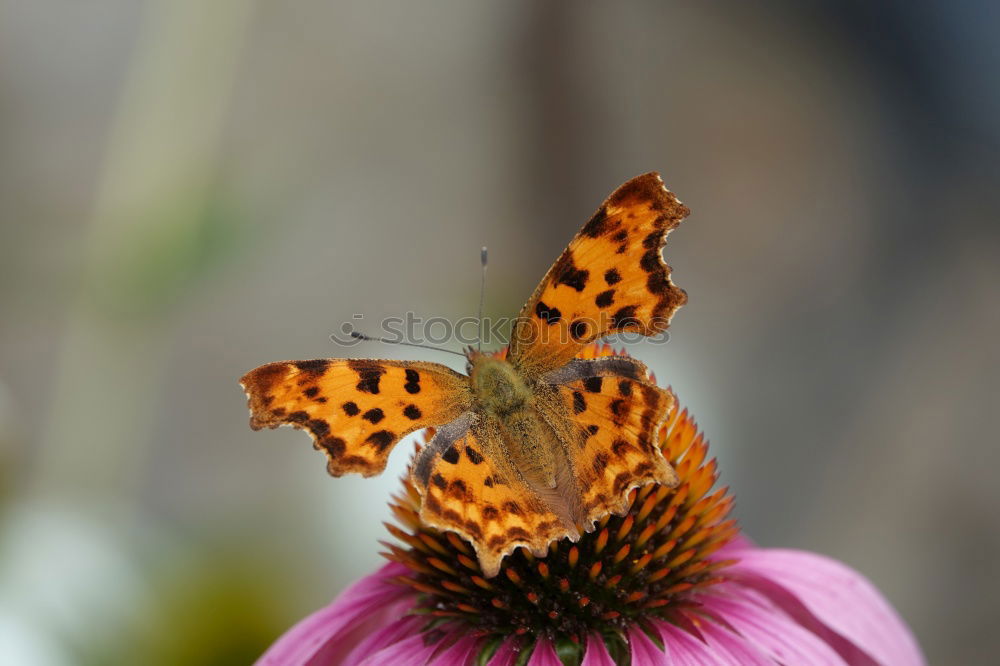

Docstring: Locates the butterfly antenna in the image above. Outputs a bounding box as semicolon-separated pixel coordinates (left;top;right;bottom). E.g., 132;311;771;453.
478;246;488;351
349;331;466;358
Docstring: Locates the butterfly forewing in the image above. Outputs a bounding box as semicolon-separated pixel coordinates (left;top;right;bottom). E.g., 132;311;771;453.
508;173;689;375
241;359;472;477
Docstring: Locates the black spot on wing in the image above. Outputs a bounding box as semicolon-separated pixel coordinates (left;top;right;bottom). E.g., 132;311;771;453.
640;246;661;273
535;301;562;325
604;268;622;285
633;462;655;478
442;446;460;464
646;271;673;295
303;386;319;398
464;446;484;465
582;207;609;237
349;360;385;394
611;439;631;456
503;501;523;515
362;408;385;424
404;369;421;394
403;404;422;420
307;419;330;438
642;229;661;249
610;398;629;424
583;377;603;393
464;520;484;540
570;319;589;341
506;526;531;541
595;290;615;308
640;384;661;406
611;305;639;329
320;436;346;457
342;401;360;416
365;430;396;452
637;429;655;454
553;253;589;292
294;359;330;376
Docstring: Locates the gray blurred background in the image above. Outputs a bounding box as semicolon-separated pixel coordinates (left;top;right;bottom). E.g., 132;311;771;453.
1;1;997;664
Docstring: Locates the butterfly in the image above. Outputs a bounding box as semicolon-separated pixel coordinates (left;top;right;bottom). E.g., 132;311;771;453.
240;173;689;577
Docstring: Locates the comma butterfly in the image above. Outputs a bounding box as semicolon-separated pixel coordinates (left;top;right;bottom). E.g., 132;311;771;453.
240;173;689;577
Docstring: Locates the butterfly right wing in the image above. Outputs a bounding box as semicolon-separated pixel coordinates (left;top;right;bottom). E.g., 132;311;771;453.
241;359;472;477
508;173;689;376
542;356;678;520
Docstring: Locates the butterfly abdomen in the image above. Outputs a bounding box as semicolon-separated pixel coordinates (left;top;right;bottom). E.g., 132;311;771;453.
467;354;583;529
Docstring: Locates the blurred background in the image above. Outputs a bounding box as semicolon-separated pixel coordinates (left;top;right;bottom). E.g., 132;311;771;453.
1;1;997;663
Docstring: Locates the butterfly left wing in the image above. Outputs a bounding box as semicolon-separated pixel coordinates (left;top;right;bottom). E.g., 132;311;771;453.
411;415;579;578
241;359;472;477
508;173;689;375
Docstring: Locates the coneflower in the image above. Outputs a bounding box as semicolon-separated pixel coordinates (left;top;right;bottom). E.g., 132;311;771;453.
257;347;923;665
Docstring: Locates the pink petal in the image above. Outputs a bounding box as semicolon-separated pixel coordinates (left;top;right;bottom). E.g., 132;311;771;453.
527;638;563;666
715;533;755;555
628;626;669;665
432;634;481;665
486;638;521;666
357;632;440;666
727;548;924;666
697;621;774;666
308;599;414;665
581;634;615;666
256;562;412;666
700;587;847;665
656;621;738;666
343;614;425;665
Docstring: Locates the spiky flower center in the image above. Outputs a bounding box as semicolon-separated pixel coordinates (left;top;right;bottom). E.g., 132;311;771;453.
382;348;738;661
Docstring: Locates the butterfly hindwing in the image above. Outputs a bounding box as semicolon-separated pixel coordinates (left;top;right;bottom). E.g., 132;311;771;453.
509;172;689;375
241;359;472;477
545;357;677;519
412;415;578;578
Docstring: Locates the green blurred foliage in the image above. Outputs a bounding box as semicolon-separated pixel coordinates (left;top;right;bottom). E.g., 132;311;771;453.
86;190;250;322
71;541;290;666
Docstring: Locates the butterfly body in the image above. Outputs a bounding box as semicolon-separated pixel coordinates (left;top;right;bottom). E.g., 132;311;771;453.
241;172;690;576
466;351;583;521
468;353;531;419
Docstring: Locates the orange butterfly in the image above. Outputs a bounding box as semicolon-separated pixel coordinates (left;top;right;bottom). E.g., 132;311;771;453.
240;173;689;577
